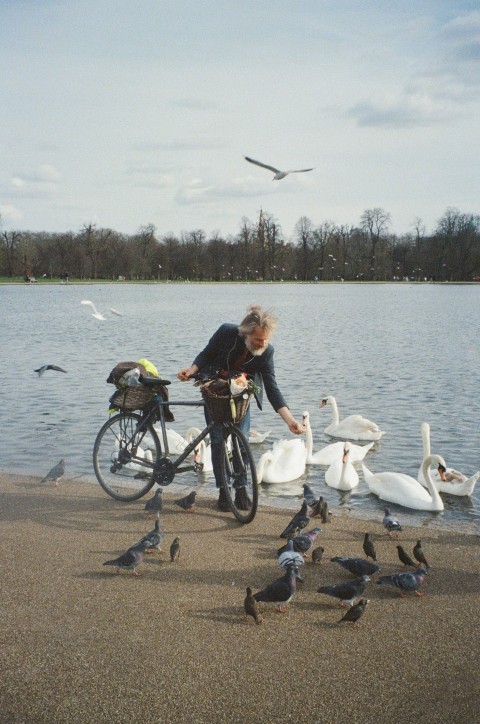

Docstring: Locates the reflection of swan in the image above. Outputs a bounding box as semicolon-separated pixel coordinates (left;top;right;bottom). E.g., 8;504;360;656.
325;443;359;491
81;300;123;320
249;429;271;444
303;411;374;465
362;454;446;511
186;427;213;472
320;396;385;441
256;439;307;484
418;422;479;496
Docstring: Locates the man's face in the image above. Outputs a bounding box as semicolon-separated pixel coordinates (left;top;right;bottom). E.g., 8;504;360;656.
244;326;270;356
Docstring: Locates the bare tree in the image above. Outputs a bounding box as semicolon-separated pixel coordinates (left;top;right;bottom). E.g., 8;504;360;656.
294;216;313;281
360;208;391;280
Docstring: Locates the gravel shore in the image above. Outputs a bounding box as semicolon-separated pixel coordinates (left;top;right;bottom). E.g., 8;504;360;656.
1;472;479;724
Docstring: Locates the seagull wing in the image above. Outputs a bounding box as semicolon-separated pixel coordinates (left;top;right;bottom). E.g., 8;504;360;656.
287;168;314;174
109;308;124;317
245;156;281;174
81;300;98;314
48;365;67;373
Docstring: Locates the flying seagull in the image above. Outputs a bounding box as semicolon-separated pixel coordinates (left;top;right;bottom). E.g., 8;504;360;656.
35;365;67;377
245;156;314;180
81;300;123;320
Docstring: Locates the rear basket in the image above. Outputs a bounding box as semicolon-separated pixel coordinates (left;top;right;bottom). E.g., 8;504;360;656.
201;380;251;423
109;386;156;411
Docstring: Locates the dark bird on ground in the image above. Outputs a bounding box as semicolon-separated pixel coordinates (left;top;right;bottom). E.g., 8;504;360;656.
135;514;164;553
280;500;310;538
144;488;163;516
277;527;321;557
103;540;151;575
35;364;67;376
338;598;370;624
396;545;416;567
363;533;377;561
319;499;331;524
245;156;314;180
170;537;180;562
383;507;402;536
253;563;297;612
330;556;380;577
376;568;427;597
311;546;325;564
174;490;196;512
317;575;370;608
244;587;263;624
40;458;66;486
413;540;430;569
303;483;318;508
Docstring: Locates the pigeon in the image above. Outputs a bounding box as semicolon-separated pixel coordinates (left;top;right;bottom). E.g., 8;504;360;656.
377;568;427;597
35;365;67;376
253;563;297;612
174;490;196;512
278;539;305;581
280;500;310;538
413;540;430;570
103;540;151;575
245;156;314;180
311;546;325;564
170;537;181;562
277;527;321;557
363;533;377;561
303;483;318;508
317;575;370;607
81;300;123;320
383;507;402;536
338;598;370;624
135;514;164;553
144;488;163;516
40;458;66;486
244;587;263;624
309;495;330;523
330;556;380;577
396;545;416;568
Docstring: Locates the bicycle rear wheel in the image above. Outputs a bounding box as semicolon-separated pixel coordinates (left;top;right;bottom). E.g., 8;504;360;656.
93;412;161;501
219;425;258;524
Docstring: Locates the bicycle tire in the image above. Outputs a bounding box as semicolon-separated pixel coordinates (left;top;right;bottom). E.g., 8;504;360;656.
219;425;258;524
93;412;161;502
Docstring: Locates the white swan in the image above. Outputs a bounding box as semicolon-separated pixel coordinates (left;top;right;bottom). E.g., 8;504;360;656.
362;454;446;511
153;427;189;454
303;411;374;465
418;422;479;496
256;438;307;484
185;427;213;472
325;442;359;491
249;429;271;444
320;396;385;441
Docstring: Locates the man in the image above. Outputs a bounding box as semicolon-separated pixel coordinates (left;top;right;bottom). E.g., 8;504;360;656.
177;304;304;511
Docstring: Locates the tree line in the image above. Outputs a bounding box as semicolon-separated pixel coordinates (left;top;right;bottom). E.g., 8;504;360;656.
1;206;479;283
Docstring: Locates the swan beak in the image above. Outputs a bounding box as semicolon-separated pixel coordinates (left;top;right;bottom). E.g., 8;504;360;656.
437;464;447;481
320;399;327;408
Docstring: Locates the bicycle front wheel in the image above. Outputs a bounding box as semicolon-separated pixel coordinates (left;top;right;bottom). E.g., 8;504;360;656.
93;412;161;501
219;425;258;524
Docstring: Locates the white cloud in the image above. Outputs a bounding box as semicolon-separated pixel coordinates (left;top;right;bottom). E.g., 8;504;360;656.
0;204;23;222
9;164;62;197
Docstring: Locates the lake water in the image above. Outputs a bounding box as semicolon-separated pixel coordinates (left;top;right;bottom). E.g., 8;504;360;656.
1;281;479;532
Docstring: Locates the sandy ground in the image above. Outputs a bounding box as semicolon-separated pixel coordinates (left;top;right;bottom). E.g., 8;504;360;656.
1;472;479;724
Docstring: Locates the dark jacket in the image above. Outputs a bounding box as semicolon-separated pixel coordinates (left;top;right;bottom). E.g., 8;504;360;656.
192;323;287;412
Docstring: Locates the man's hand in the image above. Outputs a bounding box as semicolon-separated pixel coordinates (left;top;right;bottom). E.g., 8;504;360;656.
177;365;198;381
278;407;305;435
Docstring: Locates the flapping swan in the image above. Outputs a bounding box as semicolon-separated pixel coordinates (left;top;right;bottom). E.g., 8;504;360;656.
418;422;479;496
249;429;271;444
362;454;446;511
256;438;307;484
186;427;213;472
320;396;385;442
325;443;359;491
303;411;374;465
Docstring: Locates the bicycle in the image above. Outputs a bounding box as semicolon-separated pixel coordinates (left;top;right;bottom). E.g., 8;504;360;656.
93;375;259;524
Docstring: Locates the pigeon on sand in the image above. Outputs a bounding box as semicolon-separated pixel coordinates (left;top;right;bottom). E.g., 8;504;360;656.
103;540;151;575
174;490;196;512
280;500;310;538
413;540;430;569
377;568;427;597
317;575;370;608
396;545;416;568
383;507;402;536
245;156;314;180
330;556;380;577
40;459;66;486
134;514;164;553
338;598;369;624
253;563;297;613
144;488;163;516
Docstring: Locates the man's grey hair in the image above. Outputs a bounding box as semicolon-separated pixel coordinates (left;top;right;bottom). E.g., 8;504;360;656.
239;304;277;336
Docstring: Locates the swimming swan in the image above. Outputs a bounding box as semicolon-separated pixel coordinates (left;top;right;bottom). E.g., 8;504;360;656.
249;429;271;444
320;396;385;441
185;427;213;472
325;443;359;491
256;438;307;484
418;422;479;497
303;411;374;465
362;454;446;511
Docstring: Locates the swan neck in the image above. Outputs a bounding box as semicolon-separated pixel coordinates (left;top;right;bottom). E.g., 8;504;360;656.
422;456;443;505
421;424;431;457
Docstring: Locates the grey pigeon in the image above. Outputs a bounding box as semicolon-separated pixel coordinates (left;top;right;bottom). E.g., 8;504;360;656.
376;568;427;597
363;532;377;561
170;537;181;563
413;540;429;569
244;587;263;624
277;527;321;557
383;507;402;536
103;540;151;575
311;546;325;564
174;490;196;512
40;459;66;486
317;575;370;607
338;598;369;624
396;545;416;567
245;156;314;180
303;483;318;508
35;364;67;376
253;563;297;612
144;488;163;516
277;539;305;582
135;514;164;553
330;556;380;577
280;500;310;538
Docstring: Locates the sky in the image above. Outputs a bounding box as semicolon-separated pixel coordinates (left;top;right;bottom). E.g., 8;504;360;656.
1;1;479;240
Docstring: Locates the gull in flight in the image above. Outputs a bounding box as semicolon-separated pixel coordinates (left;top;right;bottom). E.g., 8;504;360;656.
81;300;123;320
35;364;67;377
245;156;314;180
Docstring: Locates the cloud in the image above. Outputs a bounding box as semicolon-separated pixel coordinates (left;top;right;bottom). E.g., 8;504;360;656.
175;174;280;206
0;204;23;222
347;92;453;128
10;164;62;196
172;97;217;111
132;139;225;152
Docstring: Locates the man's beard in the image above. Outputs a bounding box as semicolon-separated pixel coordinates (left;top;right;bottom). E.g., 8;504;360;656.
245;340;267;356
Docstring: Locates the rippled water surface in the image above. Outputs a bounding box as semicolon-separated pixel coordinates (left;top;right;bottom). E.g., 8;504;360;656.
1;282;479;532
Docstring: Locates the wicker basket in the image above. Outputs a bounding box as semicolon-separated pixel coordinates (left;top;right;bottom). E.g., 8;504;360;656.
201;380;251;423
109;386;156;411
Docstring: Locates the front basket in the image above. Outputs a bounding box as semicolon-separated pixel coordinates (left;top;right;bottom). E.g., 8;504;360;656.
201;380;251;423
